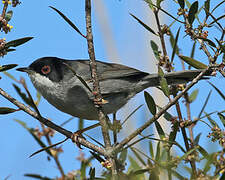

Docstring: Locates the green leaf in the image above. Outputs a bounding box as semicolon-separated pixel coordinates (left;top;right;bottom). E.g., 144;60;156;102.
5;37;33;48
160;77;170;97
128;155;141;170
204;112;219;127
170;28;181;63
198;145;209;158
179;55;207;69
208;82;225;101
189;89;199;103
3;71;18;82
203;153;214;173
178;147;198;162
0;107;18;114
144;0;154;9
0;64;17;72
132;169;149;176
198;90;212;118
89;168;95;180
14;119;53;157
149;141;154;158
194;133;201;145
220;171;225;180
150;40;160;60
204;0;210;17
157;0;164;7
130;13;156;35
198;37;216;48
5;10;13;22
178;0;185;9
188;1;198;25
131;147;146;166
144;91;156;115
24;174;53;180
49;6;86;38
155;141;161;161
119;149;128;164
190;41;196;59
13;84;34;108
158;66;164;77
168;121;179;146
6;48;16;52
155;121;165;139
218;113;225;127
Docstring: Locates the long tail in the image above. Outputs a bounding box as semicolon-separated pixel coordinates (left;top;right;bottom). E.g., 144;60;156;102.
142;69;210;87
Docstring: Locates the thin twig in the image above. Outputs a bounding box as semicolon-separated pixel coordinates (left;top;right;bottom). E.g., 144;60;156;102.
113;68;209;153
0;87;108;157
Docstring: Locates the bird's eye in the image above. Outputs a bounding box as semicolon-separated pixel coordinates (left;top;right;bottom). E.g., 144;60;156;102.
41;65;51;75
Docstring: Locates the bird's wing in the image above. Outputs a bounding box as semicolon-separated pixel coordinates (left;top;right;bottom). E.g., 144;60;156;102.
67;60;149;81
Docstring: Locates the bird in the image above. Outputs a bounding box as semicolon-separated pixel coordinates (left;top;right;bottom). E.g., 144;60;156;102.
17;57;209;120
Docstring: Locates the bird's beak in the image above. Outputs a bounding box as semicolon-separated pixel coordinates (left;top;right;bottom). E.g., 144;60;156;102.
16;67;32;73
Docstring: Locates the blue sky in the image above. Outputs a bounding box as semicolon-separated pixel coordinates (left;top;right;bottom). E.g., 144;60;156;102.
0;0;224;179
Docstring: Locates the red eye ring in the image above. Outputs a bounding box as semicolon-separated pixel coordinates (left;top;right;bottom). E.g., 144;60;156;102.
41;65;51;75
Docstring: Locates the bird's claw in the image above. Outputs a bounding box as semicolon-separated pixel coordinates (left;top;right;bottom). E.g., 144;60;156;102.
71;131;86;149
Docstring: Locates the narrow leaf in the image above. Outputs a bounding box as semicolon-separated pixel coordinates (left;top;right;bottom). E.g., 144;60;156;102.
13;84;34;108
208;82;225;101
14;119;53;157
0;107;18;114
5;10;13;22
155;141;161;161
0;64;17;72
204;0;210;17
204;112;219;127
131;147;146;166
198;145;209;158
203;154;214;173
171;27;181;63
198;37;216;48
24;174;53;180
188;1;198;25
179;55;207;69
49;6;86;38
150;40;160;60
157;0;164;7
194;133;201;145
218;113;225;127
198;90;212;118
144;91;156;115
189;89;199;103
132;169;149;176
130;13;156;35
178;0;185;9
168;121;179;147
160;77;170;97
119;149;128;164
155;121;165;139
5;37;33;48
149;141;154;158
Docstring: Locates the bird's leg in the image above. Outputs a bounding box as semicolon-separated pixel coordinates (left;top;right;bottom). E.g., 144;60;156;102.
71;122;100;148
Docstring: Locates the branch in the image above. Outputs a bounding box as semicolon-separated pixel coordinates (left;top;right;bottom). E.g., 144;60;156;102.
85;0;111;149
0;87;108;157
113;68;209;153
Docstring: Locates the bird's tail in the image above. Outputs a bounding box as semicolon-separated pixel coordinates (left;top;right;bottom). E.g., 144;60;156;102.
141;69;210;88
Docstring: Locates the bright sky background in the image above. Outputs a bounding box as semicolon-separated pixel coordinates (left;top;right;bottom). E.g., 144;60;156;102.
0;0;224;179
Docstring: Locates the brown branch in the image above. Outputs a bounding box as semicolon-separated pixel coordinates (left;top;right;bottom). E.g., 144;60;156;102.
0;87;108;157
2;0;9;18
85;0;111;149
113;68;209;153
